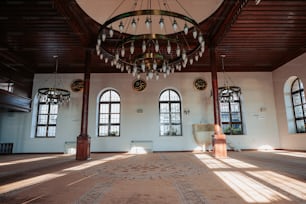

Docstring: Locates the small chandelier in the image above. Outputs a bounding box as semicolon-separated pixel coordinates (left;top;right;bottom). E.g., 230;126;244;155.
96;0;205;80
38;56;70;105
218;55;241;103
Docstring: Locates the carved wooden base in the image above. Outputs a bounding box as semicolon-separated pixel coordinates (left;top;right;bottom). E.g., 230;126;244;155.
76;135;91;160
213;134;227;158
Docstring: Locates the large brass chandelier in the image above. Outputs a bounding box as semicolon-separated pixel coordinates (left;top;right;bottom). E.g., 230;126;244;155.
38;56;70;105
96;0;205;80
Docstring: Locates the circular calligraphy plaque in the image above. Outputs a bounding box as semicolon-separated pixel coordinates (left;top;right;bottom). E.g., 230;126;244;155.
194;78;207;91
133;79;147;91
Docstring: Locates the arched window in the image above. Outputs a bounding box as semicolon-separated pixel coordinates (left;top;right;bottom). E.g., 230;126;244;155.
219;90;243;135
35;97;58;137
98;89;121;136
291;78;306;133
159;89;182;136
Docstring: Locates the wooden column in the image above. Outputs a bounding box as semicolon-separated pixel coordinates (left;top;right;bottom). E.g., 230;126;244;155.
210;47;227;158
76;50;91;160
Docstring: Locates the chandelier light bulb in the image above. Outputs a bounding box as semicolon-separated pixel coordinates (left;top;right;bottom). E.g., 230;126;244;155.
198;33;203;43
176;44;181;57
119;21;124;33
167;40;171;54
145;17;151;30
189;58;193;65
155;40;159;52
172;19;178;31
121;45;125;57
156;74;159;80
159;17;164;30
153;59;157;70
97;38;101;46
162;62;167;72
199;51;203;57
102;33;106;42
201;40;205;47
115;51;119;61
182;49;187;60
149;72;154;79
184;23;189;35
109;26;114;37
100;53;103;60
141;60;145;72
105;58;108;63
131;18;137;29
130;41;135;54
193;28;197;39
184;57;188;64
142;40;146;53
195;55;199;61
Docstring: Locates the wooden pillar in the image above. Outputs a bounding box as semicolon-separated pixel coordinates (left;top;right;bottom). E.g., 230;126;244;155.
210;47;227;158
76;50;91;160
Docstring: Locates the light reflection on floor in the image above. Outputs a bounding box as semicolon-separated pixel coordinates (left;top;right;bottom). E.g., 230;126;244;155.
194;152;305;203
219;158;258;168
215;171;290;203
274;151;306;158
194;154;230;169
0;154;133;194
248;171;306;200
0;155;70;167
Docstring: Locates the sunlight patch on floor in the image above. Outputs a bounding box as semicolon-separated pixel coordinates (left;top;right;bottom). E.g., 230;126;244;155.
194;154;230;169
215;171;290;203
0;172;66;194
248;171;306;200
274;151;306;158
63;154;134;171
0;155;69;167
219;158;258;169
0;153;133;194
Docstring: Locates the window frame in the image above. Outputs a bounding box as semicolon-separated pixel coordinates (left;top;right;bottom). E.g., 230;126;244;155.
98;89;121;137
219;90;243;135
35;99;58;138
159;89;182;136
291;78;306;133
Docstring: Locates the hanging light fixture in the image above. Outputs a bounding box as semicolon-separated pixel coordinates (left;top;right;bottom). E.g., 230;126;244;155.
38;56;70;105
218;55;241;103
96;0;205;80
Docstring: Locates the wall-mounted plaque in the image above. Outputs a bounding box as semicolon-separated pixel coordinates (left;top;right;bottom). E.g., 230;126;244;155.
71;79;84;92
194;78;207;90
133;79;146;91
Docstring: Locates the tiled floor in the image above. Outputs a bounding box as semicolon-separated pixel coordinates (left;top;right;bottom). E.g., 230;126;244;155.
0;150;305;204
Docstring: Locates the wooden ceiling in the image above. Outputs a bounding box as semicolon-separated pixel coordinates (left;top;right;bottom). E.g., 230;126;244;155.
0;0;306;80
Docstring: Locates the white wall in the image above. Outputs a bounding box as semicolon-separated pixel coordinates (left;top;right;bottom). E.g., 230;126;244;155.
273;53;306;150
0;71;280;153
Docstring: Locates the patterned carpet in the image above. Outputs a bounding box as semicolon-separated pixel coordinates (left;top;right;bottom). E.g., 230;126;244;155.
0;151;305;204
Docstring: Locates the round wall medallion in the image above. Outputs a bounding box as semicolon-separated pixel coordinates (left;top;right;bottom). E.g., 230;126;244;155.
194;78;207;90
133;79;146;91
71;79;84;92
